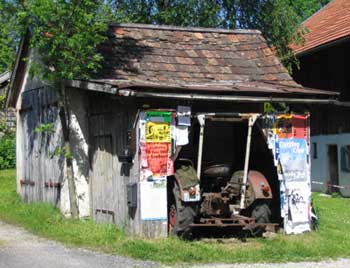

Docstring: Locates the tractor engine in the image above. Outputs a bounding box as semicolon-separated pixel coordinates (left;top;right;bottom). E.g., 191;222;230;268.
198;165;272;218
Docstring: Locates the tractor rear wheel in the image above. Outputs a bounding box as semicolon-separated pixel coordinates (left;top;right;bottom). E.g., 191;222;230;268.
169;181;196;239
249;200;272;236
251;200;271;223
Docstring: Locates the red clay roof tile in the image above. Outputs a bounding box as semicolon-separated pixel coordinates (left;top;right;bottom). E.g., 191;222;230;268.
292;0;350;54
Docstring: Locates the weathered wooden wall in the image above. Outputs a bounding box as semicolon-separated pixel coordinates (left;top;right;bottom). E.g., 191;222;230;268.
18;86;64;205
88;93;167;237
293;40;350;136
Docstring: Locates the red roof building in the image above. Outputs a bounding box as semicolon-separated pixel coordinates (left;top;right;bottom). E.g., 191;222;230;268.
292;0;350;55
292;0;350;197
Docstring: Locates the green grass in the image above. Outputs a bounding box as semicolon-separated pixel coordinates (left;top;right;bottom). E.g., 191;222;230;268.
1;169;350;265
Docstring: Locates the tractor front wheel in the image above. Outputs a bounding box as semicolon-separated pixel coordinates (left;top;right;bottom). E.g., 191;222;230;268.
169;181;196;239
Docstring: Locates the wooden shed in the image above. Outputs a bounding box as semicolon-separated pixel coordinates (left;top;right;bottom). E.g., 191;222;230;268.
6;23;338;237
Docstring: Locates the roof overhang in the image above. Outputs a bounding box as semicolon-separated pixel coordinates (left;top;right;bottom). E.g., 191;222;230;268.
6;30;31;108
67;79;340;105
295;35;350;57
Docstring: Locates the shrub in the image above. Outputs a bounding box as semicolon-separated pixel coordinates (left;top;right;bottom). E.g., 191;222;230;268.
0;132;15;169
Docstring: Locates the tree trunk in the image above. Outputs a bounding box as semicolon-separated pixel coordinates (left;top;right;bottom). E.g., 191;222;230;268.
58;83;79;219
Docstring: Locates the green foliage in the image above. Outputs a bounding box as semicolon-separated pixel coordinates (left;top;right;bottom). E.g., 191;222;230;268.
0;1;22;73
16;0;112;83
0;133;15;169
0;94;6;108
0;0;332;74
1;170;350;264
34;123;54;134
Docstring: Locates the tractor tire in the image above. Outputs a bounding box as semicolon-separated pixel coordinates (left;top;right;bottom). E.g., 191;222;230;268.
251;200;271;223
170;181;196;239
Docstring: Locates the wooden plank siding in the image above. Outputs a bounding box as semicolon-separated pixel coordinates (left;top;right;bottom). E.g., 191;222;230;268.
88;93;167;237
19;87;64;205
88;94;140;233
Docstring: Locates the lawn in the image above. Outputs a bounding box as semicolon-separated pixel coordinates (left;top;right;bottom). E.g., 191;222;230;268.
1;169;350;265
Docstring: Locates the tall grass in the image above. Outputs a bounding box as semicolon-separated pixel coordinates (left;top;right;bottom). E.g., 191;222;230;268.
1;169;350;264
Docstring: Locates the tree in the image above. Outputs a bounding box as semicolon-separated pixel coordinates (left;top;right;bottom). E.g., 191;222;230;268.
0;0;21;73
12;0;111;218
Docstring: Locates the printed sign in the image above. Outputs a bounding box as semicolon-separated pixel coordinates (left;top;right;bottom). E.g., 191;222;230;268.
278;139;308;182
274;115;308;139
292;115;308;139
264;113;311;234
146;142;172;177
140;180;167;220
274;115;293;139
146;122;171;143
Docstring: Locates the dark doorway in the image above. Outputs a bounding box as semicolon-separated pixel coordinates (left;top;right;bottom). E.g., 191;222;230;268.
327;145;339;194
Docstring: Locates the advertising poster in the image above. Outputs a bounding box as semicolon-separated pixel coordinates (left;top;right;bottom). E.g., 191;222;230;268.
140;179;167;221
277;139;308;182
267;114;311;234
139;111;174;221
145;122;171;143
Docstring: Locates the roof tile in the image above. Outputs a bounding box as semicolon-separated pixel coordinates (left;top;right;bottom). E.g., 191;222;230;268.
292;0;350;54
97;23;324;95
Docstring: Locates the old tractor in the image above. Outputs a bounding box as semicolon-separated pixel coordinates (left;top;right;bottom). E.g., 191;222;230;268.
168;113;275;238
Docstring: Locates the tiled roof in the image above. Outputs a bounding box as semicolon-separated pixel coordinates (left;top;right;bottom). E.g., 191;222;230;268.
97;23;311;94
292;0;350;54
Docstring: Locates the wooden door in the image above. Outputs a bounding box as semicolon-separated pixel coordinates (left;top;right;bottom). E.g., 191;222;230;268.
89;113;117;224
328;145;339;193
20;87;63;205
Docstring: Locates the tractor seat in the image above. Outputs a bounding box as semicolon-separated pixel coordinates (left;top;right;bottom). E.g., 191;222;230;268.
202;164;232;178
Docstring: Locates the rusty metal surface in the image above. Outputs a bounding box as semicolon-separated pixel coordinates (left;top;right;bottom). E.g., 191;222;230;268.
191;215;279;233
191;223;278;228
247;170;273;200
19;179;35;186
200;193;231;217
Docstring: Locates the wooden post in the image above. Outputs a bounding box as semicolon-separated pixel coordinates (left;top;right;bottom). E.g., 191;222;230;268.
58;83;79;218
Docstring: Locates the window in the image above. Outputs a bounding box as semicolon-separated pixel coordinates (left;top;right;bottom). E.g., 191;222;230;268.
341;145;350;172
312;142;318;159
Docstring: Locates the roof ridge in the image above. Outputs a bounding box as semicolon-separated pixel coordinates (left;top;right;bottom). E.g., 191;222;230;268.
302;0;336;25
109;23;261;35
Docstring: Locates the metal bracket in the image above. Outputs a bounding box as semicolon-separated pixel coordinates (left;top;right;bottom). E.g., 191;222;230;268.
240;114;259;210
196;114;206;179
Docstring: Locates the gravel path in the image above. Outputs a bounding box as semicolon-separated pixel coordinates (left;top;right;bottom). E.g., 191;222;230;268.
0;221;158;268
1;220;349;268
